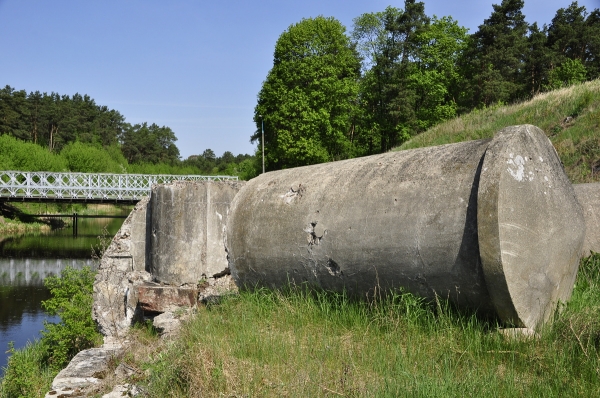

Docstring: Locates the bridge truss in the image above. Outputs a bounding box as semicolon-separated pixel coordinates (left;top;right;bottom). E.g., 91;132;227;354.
0;171;238;202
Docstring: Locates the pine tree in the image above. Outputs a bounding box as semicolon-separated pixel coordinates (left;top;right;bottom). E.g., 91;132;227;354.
463;0;529;107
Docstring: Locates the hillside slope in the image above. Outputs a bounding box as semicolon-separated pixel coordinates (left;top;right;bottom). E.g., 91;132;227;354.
396;80;600;184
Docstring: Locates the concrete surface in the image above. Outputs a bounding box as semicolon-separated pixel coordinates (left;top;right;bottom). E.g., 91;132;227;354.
574;183;600;256
149;180;244;285
93;197;152;338
227;124;585;329
227;137;497;314
477;125;585;328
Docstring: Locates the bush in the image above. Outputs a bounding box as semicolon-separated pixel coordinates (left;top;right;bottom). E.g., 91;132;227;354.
59;142;123;173
0;342;55;398
0;267;100;397
0;135;66;171
40;266;102;369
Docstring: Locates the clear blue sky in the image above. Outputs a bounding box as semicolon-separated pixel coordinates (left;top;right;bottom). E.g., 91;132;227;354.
1;0;598;159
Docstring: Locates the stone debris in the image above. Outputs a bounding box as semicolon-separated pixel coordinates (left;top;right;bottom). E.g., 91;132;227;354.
102;384;142;398
136;283;198;313
498;327;540;340
44;343;123;397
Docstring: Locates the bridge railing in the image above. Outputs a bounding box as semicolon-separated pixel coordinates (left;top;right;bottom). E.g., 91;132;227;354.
0;171;238;201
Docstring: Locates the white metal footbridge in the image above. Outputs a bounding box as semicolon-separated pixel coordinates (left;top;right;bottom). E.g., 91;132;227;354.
0;171;238;203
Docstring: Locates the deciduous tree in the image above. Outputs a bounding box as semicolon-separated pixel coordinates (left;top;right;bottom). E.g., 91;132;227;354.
254;16;361;170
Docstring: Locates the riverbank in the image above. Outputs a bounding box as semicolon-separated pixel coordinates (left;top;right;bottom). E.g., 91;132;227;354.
0;202;133;234
3;253;599;397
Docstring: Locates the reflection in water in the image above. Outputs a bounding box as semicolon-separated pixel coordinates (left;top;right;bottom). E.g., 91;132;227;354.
0;213;128;376
0;258;95;286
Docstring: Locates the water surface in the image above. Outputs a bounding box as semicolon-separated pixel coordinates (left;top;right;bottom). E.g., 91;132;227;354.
0;211;128;375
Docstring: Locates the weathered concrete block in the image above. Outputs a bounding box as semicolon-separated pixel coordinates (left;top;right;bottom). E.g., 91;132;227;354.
226;125;585;329
477;125;584;327
574;183;600;256
93;197;153;338
49;346;119;390
136;283;197;313
149;180;244;285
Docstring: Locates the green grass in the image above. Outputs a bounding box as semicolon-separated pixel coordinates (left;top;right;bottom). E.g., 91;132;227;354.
396;79;600;184
133;254;600;397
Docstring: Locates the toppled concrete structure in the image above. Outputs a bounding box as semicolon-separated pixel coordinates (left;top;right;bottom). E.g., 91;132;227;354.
574;183;600;256
93;180;243;338
226;125;585;329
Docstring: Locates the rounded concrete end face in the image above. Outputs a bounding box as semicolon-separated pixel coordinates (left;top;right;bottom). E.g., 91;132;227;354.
477;125;585;329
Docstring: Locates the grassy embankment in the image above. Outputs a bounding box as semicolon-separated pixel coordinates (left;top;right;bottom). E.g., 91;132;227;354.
397;79;600;184
1;81;599;397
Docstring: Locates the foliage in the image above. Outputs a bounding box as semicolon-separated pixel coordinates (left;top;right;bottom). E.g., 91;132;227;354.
0;135;66;171
120;122;180;165
60;141;124;173
254;16;362;170
40;266;102;369
0;267;101;397
251;1;599;170
461;0;529;108
0;342;55;398
547;58;588;89
0;87;125;152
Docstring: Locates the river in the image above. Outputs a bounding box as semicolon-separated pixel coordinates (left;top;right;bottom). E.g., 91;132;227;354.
0;207;130;376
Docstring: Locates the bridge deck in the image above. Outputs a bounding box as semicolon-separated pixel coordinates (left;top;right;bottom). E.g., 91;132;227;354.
0;171;238;202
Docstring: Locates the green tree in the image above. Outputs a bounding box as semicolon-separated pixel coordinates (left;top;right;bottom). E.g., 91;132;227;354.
254;16;361;170
120;122;180;164
522;22;553;97
547;58;588;89
409;16;467;131
547;2;600;81
353;3;464;149
60;141;123;173
462;0;529;108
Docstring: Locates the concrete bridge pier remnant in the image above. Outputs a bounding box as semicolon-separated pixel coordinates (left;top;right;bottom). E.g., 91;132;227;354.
226;125;585;329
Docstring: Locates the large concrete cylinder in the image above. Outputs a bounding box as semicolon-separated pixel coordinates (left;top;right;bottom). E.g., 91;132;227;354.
226;125;585;328
574;183;600;257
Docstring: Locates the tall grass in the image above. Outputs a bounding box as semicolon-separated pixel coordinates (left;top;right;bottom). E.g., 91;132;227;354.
136;254;600;397
397;80;600;183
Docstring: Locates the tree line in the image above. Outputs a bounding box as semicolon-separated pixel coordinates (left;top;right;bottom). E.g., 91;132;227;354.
254;0;600;170
0;86;256;178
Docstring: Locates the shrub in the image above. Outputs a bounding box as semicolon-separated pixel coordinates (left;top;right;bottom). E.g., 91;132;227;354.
0;267;100;396
59;142;122;173
40;266;102;369
0;135;66;171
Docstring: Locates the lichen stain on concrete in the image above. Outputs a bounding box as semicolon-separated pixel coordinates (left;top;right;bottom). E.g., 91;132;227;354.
507;154;535;182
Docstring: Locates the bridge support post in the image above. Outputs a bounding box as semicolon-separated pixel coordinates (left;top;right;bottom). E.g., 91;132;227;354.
72;212;78;237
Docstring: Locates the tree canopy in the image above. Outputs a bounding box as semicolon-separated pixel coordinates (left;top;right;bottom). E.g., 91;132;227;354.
254;16;362;170
254;0;600;171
